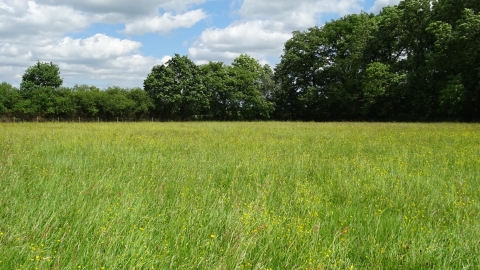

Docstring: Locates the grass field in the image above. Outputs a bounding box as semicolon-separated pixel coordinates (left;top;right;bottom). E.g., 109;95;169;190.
0;122;479;269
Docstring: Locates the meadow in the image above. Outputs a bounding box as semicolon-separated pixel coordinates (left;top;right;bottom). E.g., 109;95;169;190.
0;122;479;269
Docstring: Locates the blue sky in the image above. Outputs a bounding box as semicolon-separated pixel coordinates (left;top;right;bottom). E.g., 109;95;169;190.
0;0;400;88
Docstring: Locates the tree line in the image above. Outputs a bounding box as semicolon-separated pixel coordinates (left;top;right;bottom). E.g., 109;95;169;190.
1;0;479;122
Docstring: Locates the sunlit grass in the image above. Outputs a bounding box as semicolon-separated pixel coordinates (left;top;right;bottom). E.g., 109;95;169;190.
0;122;479;269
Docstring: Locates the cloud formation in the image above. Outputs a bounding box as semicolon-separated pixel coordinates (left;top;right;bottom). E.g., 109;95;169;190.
0;0;200;87
0;1;90;38
0;0;402;87
239;0;362;29
123;9;207;35
189;20;291;64
188;0;364;64
34;0;207;15
39;34;142;61
0;33;169;87
369;0;402;13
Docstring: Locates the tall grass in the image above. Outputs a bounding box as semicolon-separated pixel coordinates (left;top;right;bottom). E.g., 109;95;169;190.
0;122;479;269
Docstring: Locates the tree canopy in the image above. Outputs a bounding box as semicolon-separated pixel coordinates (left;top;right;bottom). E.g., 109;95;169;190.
144;54;210;120
1;0;479;122
274;0;479;121
20;61;63;95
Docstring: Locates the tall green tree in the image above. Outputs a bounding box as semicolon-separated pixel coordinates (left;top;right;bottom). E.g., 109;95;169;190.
275;13;375;120
200;61;231;120
274;28;321;120
20;61;63;98
200;56;274;120
319;12;377;119
397;0;436;120
364;0;437;120
364;6;409;119
428;2;480;119
227;54;274;120
144;54;209;120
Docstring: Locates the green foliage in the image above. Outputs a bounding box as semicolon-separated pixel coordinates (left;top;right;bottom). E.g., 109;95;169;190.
424;5;480;120
275;13;376;120
2;0;480;121
273;0;479;121
0;82;156;121
200;61;232;120
125;88;154;118
259;64;278;101
199;57;274;121
71;84;102;118
102;87;136;119
274;27;327;120
53;87;77;118
362;62;405;116
227;54;274;120
0;82;21;115
28;86;57;117
144;54;209;120
20;62;63;99
438;75;464;117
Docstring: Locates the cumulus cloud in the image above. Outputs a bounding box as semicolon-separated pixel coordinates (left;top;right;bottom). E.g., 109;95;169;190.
0;0;204;87
240;0;361;16
57;54;168;85
188;0;364;64
38;34;142;61
189;20;291;63
0;1;90;38
34;0;207;16
0;34;170;87
0;0;209;38
369;0;402;13
1;0;403;87
239;0;362;30
0;2;15;13
123;9;207;35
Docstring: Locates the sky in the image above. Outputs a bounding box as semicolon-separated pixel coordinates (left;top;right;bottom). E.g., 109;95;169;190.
0;0;401;89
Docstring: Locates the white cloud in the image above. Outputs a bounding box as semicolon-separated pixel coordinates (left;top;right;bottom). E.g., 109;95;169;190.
34;0;207;15
0;0;205;87
123;9;207;35
0;1;90;38
39;34;142;61
240;0;360;17
239;0;363;30
369;0;402;13
0;2;15;13
0;0;27;14
188;0;364;64
189;20;291;63
1;0;396;88
57;53;170;87
0;0;208;39
57;54;168;85
0;34;170;87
